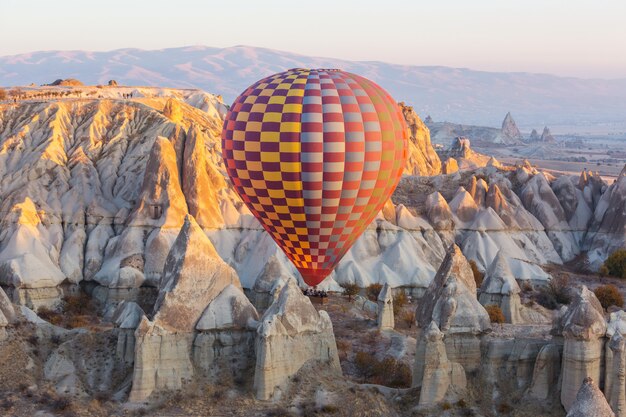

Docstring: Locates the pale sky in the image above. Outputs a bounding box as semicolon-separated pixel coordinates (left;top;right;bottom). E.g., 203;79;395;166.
1;0;625;78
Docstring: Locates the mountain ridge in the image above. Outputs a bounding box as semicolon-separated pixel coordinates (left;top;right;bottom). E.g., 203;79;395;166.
2;45;626;129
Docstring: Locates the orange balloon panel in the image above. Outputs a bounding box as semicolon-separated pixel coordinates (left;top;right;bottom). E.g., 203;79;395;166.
222;69;407;286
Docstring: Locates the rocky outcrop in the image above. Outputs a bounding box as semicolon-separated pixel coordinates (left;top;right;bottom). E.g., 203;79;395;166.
129;215;240;402
586;166;626;270
415;321;466;406
152;215;239;331
478;251;522;323
528;343;562;400
541;126;556;143
442;158;459;174
111;301;145;364
529;129;540;142
566;377;615;417
254;279;340;400
415;245;490;371
501;112;522;143
607;332;626;416
181;124;224;229
193;284;258;378
377;283;394;330
400;104;441;176
555;286;607;411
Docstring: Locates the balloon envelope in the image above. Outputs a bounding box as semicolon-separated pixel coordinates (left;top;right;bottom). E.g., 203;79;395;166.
222;68;407;286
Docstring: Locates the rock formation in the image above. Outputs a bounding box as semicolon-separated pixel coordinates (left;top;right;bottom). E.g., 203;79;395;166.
541;126;556;143
566;377;615;417
586;166;626;270
254;279;340;400
181;124;224;229
399;103;441;176
415;245;490;371
111;301;145;364
415;321;466;406
528;344;562;400
478;251;522;323
129;215;240;402
501;112;523;143
193;284;258;378
441;157;459;174
555;286;607;411
607;332;626;416
377;283;394;330
529;128;540;142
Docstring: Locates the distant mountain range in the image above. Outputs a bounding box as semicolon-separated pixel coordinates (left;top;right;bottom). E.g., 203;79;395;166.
1;45;626;129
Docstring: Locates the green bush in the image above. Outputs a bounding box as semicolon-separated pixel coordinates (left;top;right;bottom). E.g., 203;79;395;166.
603;249;626;278
594;284;624;309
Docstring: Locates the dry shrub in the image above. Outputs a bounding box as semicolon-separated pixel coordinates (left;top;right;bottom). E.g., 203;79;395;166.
535;274;572;309
63;293;94;316
497;403;512;414
400;310;415;328
353;351;411;388
594;284;624;309
366;283;383;301
336;340;351;361
340;282;359;301
441;402;452;410
485;304;505;324
37;307;63;326
393;291;408;315
469;260;484;288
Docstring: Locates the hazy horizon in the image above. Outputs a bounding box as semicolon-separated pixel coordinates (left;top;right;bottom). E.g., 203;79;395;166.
1;0;625;79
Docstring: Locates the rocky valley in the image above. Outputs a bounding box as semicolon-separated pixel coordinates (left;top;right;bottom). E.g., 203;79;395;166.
0;84;625;416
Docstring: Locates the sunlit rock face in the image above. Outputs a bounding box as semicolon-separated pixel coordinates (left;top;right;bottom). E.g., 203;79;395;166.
0;87;620;310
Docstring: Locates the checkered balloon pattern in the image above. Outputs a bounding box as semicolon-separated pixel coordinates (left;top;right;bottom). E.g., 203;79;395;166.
222;68;407;286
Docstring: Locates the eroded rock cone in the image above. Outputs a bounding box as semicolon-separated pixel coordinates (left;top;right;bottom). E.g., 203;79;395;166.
566;377;615;417
254;278;340;401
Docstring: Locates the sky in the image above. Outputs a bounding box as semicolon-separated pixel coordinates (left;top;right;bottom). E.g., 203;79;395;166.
1;0;625;79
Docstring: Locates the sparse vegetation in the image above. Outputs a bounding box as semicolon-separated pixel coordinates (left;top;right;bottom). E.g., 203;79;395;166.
354;351;411;387
602;249;626;278
393;291;408;315
400;309;415;328
441;401;452;410
469;260;484;287
534;274;572;310
594;284;624;309
497;402;513;414
340;282;359;301
485;304;505;324
366;283;383;301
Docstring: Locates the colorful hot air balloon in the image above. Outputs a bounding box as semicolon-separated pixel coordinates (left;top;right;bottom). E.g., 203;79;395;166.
222;68;407;286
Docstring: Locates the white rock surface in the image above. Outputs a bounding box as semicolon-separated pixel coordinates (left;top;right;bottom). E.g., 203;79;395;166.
254;279;340;400
566;377;615;417
377;283;394;330
556;286;608;411
478;251;522;323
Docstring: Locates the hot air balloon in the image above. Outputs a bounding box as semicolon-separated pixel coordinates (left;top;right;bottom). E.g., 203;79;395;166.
222;68;407;286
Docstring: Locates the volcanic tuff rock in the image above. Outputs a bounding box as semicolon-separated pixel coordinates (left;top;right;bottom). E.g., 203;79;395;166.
566;377;615;417
529;128;541;142
415;245;490;372
554;286;607;411
478;250;522;324
501;112;523;143
541;126;556;143
377;283;394;330
254;278;340;400
607;332;626;417
399;103;441;176
129;214;240;401
415;321;467;406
